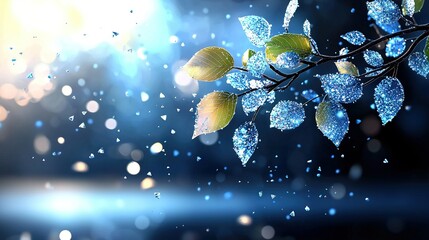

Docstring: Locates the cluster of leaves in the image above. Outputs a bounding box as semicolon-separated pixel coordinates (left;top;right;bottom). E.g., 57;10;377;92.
184;0;429;166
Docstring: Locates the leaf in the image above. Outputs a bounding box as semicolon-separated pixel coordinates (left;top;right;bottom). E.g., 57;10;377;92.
316;101;349;147
303;19;311;37
425;37;429;59
233;122;258;166
415;0;425;12
184;47;234;82
192;92;237;139
363;50;384;67
242;89;268;115
334;61;360;76
265;33;312;62
340;31;366;46
408;52;429;78
247;51;267;77
318;73;363;104
367;0;401;25
402;0;415;16
385;37;406;58
226;72;249;90
374;77;404;125
283;0;299;31
270;100;305;130
239;16;271;48
242;49;256;67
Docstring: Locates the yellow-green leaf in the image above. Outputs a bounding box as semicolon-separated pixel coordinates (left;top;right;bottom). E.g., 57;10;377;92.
334;61;360;76
265;33;312;62
424;37;429;59
192;92;237;139
184;47;234;82
242;49;256;67
415;0;425;12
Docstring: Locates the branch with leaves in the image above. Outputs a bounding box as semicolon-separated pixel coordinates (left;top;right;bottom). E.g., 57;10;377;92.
184;0;429;166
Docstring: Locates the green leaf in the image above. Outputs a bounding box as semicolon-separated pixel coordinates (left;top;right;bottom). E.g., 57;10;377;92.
184;47;234;82
415;0;425;12
424;37;429;59
334;61;360;76
192;92;237;139
265;33;312;62
242;49;256;67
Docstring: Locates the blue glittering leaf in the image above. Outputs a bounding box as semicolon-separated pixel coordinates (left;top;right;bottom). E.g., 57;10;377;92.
242;89;268;115
364;50;384;67
408;52;429;78
367;0;401;25
247;51;267;77
226;72;249;90
276;51;300;69
303;19;311;37
374;77;404;125
301;89;320;103
239;16;271;48
318;73;363;104
233;121;258;166
270;100;305;130
283;0;299;31
386;37;406;58
316;101;349;147
267;91;276;104
340;31;366;46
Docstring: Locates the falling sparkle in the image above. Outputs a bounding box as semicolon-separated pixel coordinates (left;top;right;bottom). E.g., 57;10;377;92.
233;122;258;166
239;16;271;47
367;0;401;25
318;73;363;104
408;52;429;78
364;50;384;67
385;37;405;58
374;77;404;125
247;51;267;77
270;101;305;130
340;31;366;46
226;72;249;90
276;52;300;69
242;89;268;115
283;0;299;31
316;101;349;147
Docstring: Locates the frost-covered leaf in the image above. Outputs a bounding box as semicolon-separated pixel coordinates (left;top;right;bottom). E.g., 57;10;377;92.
247;51;267;78
270;100;305;130
374;77;404;125
318;73;363;104
316;101;349;147
239;16;271;47
267;91;276;104
303;19;311;37
364;50;384;67
301;89;320;103
276;51;300;69
242;89;268;115
408;52;429;78
249;79;265;89
226;72;249;90
283;0;299;31
334;61;360;76
367;0;401;25
193;92;237;139
385;37;406;58
265;34;312;62
378;21;401;34
242;49;256;67
402;0;415;16
233;122;258;166
184;47;234;81
340;31;366;46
